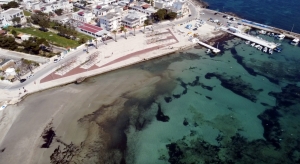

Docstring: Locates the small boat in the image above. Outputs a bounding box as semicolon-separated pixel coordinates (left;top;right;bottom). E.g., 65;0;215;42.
270;33;275;37
276;34;285;40
269;49;273;54
0;104;7;111
274;47;282;52
257;45;263;51
206;49;211;53
291;38;299;45
276;43;281;46
263;47;268;53
255;45;260;48
259;30;266;34
251;43;256;47
245;40;250;44
267;32;270;35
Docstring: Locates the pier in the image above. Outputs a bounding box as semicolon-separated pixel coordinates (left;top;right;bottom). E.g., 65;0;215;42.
221;27;277;49
192;38;221;53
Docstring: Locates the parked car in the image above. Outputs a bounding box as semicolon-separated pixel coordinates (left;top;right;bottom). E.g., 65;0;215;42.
39;28;48;32
20;79;26;83
27;74;34;79
199;12;205;15
54;59;58;63
193;28;197;31
188;14;192;17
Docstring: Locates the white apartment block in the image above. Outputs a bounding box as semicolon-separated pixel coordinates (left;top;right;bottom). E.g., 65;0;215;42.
26;0;73;14
0;8;26;27
72;10;93;23
154;0;188;16
98;12;121;31
93;4;124;16
43;0;56;3
129;2;157;16
121;10;147;28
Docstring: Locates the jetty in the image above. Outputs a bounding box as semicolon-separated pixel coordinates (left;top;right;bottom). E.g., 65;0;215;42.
192;38;221;53
221;27;277;49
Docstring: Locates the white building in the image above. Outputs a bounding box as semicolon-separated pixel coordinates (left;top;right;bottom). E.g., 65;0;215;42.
43;0;56;4
26;0;73;14
72;10;94;23
121;10;147;28
77;22;108;37
154;0;188;16
129;2;157;16
98;12;121;31
0;8;26;27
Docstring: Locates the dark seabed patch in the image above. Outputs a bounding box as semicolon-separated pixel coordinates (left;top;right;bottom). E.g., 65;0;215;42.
269;84;300;108
156;104;170;122
205;72;262;102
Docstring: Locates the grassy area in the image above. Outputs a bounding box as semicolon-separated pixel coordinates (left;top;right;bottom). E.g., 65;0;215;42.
23;10;32;16
9;27;93;48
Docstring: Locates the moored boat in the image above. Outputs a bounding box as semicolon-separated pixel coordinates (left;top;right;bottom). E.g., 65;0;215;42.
276;34;285;40
257;45;263;51
263;47;268;53
206;49;211;53
291;38;299;45
245;40;250;44
269;49;273;54
274;47;282;52
251;43;256;47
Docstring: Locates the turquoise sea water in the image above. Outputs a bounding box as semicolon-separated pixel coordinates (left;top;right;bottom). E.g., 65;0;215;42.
203;0;300;34
120;33;300;163
43;32;300;163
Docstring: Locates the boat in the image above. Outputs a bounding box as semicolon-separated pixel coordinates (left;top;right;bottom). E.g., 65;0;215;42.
270;33;275;37
274;47;282;52
263;47;268;53
251;43;256;47
291;38;299;45
245;40;250;44
269;49;273;54
267;32;270;35
75;77;86;84
257;45;263;51
0;104;7;111
259;30;266;34
205;49;211;53
254;45;260;48
276;43;281;46
276;34;285;40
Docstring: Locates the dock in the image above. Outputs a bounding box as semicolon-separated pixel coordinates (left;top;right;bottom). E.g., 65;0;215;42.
192;38;221;53
221;27;277;49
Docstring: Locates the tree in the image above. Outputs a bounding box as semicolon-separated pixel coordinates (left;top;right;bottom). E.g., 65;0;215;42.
112;30;117;42
133;26;136;36
94;38;98;49
22;59;33;73
11;29;17;37
123;28;127;39
1;1;19;10
154;9;167;21
54;9;63;16
78;37;87;44
85;43;89;53
12;17;21;25
103;33;107;45
0;35;18;50
167;12;177;20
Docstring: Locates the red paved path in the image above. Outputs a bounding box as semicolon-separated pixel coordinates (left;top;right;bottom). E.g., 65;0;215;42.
40;29;178;83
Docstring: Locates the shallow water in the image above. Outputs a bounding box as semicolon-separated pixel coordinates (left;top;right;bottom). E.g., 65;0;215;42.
202;0;300;34
37;32;300;163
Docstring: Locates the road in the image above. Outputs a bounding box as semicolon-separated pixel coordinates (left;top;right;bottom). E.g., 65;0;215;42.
0;49;49;63
2;1;200;91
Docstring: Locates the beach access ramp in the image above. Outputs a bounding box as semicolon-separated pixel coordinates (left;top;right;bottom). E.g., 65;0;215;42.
192;38;221;53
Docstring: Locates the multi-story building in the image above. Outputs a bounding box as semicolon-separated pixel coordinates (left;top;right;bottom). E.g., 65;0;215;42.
72;10;93;23
153;0;188;16
129;2;157;17
0;8;26;27
26;0;73;14
98;12;121;31
121;10;147;28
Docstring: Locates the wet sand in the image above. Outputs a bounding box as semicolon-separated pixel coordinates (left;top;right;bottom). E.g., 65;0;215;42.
0;67;168;164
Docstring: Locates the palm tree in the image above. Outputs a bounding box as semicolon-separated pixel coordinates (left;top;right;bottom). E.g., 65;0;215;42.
143;23;146;33
103;33;107;45
94;38;98;49
133;26;136;36
123;28;127;39
112;30;117;42
85;43;89;53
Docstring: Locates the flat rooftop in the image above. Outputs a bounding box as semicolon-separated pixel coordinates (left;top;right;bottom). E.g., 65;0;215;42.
78;23;103;33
